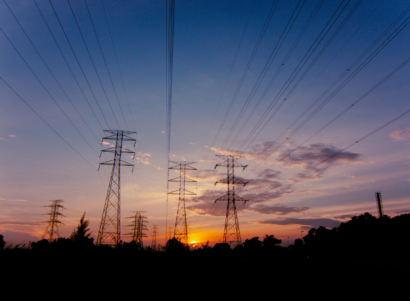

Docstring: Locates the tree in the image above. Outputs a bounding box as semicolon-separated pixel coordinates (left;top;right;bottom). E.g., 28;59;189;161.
70;212;93;247
243;237;263;250
165;237;187;252
263;235;282;249
0;235;5;252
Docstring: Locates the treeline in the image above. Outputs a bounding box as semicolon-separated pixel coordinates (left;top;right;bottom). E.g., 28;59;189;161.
1;212;410;260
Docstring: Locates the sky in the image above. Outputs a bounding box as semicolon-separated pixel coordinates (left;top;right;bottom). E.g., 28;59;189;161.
0;0;409;247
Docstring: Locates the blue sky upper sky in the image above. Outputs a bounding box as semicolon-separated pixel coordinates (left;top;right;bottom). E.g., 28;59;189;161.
0;0;409;246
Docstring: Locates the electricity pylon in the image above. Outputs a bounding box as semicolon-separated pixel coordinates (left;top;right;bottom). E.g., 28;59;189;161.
151;225;158;251
97;130;136;245
42;200;65;242
168;161;197;245
166;226;174;243
125;211;148;248
214;155;248;246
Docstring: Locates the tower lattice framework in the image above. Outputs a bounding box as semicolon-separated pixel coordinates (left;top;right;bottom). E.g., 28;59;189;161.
168;161;197;245
151;225;158;251
125;211;148;248
42;200;65;242
214;155;248;246
97;130;136;245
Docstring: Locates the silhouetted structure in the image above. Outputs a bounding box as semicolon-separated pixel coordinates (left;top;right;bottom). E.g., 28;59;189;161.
214;155;248;246
125;211;148;248
42;200;65;242
168;161;197;245
165;226;174;243
375;192;384;219
97;130;136;245
151;225;158;251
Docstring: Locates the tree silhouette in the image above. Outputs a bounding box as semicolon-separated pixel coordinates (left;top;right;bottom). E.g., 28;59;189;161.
0;235;4;251
70;212;93;247
263;235;282;249
165;237;187;252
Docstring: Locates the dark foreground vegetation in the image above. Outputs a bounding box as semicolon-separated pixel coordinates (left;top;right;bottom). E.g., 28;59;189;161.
1;212;410;286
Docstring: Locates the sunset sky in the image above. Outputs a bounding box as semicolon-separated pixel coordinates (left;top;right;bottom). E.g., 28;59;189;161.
0;0;409;246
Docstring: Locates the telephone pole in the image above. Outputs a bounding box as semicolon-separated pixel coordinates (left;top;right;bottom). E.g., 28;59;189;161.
42;200;65;242
125;211;148;248
97;130;136;245
151;225;158;251
168;161;197;245
375;192;384;219
214;155;248;246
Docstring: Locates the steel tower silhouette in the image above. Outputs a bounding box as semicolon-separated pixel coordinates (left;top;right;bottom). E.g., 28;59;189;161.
97;130;136;245
125;211;148;248
214;155;248;246
42;200;65;242
151;225;158;251
168;161;196;245
375;192;384;219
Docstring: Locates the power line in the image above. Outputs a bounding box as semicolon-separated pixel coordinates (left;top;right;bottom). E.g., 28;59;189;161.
100;0;137;132
83;0;129;130
0;26;99;158
65;0;120;128
47;0;110;129
0;76;97;169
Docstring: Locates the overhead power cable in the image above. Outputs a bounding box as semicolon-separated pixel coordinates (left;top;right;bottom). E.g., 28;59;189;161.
209;0;280;151
220;0;305;149
165;0;175;242
48;0;110;129
0;76;96;170
33;0;104;135
65;0;120;128
100;0;137;131
0;27;99;157
83;0;129;130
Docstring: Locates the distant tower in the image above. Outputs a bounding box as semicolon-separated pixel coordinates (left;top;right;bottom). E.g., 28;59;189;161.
166;226;174;243
214;155;248;246
42;200;65;242
168;161;197;245
97;130;136;245
126;211;148;248
151;225;158;251
375;192;384;219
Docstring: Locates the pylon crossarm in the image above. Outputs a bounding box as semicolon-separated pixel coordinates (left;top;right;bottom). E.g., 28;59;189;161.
168;189;181;195
215;195;229;203
184;189;196;196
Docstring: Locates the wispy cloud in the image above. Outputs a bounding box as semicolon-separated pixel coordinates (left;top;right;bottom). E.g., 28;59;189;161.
252;217;343;229
277;143;361;180
8;134;16;138
390;126;410;141
246;204;309;215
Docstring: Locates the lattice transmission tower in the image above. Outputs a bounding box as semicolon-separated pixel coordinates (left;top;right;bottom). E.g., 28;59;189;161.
165;226;174;243
42;200;65;242
214;155;249;246
151;225;158;251
97;130;136;245
125;211;148;248
168;161;197;245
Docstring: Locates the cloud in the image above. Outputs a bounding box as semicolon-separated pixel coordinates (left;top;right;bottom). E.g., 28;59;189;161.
0;222;42;226
189;142;196;145
277;143;361;179
246;204;309;215
0;137;3;140
258;168;281;179
0;230;40;244
395;209;410;214
334;214;354;220
211;141;278;163
390;126;410;141
190;169;221;182
8;134;16;138
0;198;27;202
252;217;343;229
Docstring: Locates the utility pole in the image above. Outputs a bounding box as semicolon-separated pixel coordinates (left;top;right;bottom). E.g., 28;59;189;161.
125;211;148;248
375;192;384;219
151;225;158;251
214;155;248;247
97;130;136;245
168;161;197;245
42;200;65;242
